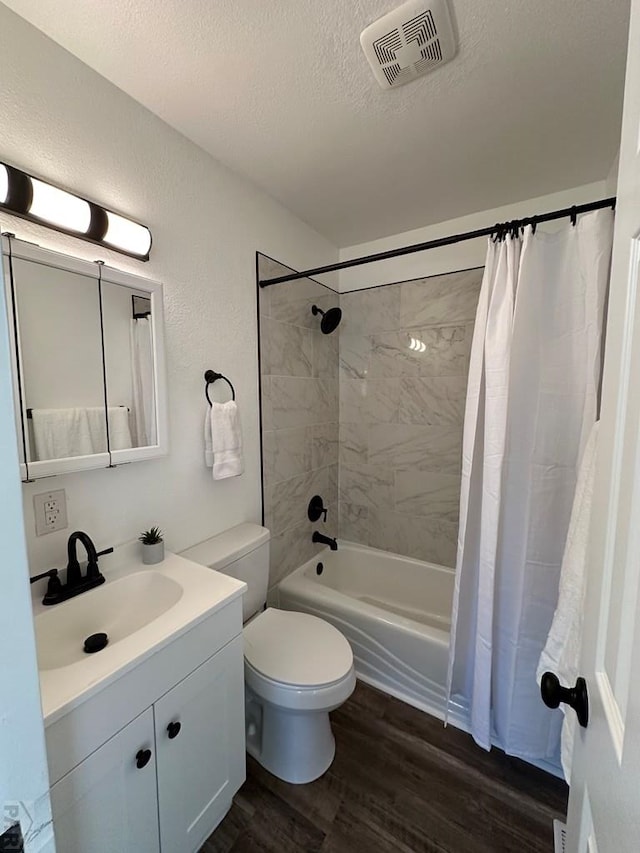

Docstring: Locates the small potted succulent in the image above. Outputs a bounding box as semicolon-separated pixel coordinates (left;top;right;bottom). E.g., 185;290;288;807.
139;526;165;565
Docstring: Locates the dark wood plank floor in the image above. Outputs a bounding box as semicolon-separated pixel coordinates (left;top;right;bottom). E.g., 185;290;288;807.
203;681;568;853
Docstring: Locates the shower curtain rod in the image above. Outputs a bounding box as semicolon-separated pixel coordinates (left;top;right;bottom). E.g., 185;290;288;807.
258;196;616;287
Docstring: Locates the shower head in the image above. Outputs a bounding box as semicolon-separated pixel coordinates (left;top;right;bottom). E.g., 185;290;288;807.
312;304;342;335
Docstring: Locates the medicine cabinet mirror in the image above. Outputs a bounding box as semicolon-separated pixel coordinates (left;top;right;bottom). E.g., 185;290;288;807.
2;235;168;480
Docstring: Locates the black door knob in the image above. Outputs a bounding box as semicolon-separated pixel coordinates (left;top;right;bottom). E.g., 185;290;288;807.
540;672;589;728
135;748;152;769
167;721;182;740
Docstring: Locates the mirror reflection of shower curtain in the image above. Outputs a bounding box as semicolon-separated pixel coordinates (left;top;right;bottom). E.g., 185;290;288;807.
445;209;614;764
130;317;156;446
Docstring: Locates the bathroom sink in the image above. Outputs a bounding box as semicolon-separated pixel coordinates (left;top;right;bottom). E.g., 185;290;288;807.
32;548;247;724
35;571;183;670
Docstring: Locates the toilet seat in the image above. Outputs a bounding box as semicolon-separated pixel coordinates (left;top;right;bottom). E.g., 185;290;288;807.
243;608;355;711
244;608;353;686
245;660;355;711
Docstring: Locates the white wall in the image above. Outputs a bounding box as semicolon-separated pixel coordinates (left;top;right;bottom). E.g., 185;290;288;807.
0;242;53;848
605;150;620;196
338;181;609;291
0;5;337;575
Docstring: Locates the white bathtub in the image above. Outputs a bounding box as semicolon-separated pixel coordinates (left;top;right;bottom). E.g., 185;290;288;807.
276;542;467;723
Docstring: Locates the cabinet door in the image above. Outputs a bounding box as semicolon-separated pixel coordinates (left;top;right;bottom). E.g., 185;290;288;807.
155;634;245;853
50;707;159;853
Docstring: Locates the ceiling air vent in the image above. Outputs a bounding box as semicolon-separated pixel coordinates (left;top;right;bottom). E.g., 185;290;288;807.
360;0;456;90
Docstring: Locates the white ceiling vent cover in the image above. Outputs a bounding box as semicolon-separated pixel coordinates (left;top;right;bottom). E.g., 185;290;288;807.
360;0;456;90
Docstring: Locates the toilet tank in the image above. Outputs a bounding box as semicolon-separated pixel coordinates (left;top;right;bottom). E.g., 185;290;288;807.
180;523;270;622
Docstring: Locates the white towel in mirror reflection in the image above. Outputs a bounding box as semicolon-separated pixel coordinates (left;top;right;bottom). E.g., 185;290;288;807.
30;407;132;460
86;407;133;452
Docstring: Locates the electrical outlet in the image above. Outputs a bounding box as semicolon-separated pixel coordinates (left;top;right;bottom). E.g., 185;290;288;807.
34;489;68;536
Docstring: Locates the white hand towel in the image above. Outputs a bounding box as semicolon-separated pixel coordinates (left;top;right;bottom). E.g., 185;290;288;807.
31;408;94;460
107;407;134;451
204;409;214;468
210;401;244;480
537;420;599;782
85;407;133;452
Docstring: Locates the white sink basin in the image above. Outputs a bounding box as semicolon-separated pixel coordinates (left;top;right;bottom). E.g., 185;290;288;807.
32;548;247;724
35;571;183;670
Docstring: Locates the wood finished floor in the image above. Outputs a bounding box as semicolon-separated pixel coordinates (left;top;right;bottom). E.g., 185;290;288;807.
202;681;568;853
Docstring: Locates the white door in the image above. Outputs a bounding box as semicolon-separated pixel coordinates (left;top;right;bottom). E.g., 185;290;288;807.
49;708;159;853
565;2;640;850
154;635;245;853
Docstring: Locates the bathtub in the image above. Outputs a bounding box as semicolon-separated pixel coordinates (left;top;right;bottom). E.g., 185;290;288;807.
276;541;467;724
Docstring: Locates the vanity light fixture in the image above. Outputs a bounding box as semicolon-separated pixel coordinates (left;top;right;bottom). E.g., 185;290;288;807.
0;162;152;260
0;164;8;206
29;178;92;233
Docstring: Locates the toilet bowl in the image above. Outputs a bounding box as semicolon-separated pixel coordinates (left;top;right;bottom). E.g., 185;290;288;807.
180;524;355;784
244;607;355;783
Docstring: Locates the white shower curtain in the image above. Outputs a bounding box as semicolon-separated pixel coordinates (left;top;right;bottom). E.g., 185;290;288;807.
130;317;157;447
446;209;613;761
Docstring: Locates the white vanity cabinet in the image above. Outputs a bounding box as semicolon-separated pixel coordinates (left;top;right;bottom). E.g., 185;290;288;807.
44;594;246;853
50;708;159;853
155;636;245;852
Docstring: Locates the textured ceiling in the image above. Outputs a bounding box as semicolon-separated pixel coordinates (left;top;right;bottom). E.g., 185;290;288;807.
2;0;630;245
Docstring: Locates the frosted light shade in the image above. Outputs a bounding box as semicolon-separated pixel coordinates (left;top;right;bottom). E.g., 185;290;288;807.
104;212;152;257
0;164;7;205
0;162;152;259
29;178;91;233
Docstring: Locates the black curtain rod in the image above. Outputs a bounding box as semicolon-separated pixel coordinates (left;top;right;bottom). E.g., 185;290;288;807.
259;196;616;287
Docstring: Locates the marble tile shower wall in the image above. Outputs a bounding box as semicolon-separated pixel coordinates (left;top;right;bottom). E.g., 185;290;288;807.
338;268;483;567
258;256;340;586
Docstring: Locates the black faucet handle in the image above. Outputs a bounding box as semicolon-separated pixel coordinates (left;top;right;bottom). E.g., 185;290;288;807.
30;568;58;584
96;547;114;558
308;495;328;523
30;569;62;601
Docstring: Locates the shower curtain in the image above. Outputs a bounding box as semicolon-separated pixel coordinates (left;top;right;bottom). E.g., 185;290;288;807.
130;317;156;447
446;209;613;761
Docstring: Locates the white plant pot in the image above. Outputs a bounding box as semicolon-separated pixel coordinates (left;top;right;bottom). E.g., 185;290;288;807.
142;541;164;565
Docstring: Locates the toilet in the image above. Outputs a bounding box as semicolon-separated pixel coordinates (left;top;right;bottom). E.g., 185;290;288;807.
181;523;355;784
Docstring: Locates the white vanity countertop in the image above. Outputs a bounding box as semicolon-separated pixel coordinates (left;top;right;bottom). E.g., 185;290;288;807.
32;545;246;725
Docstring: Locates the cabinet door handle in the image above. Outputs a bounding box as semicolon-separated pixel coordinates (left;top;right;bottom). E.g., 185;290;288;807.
136;748;152;769
167;721;182;740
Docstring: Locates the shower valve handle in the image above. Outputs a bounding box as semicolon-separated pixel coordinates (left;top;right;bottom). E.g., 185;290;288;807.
540;672;589;728
308;495;328;523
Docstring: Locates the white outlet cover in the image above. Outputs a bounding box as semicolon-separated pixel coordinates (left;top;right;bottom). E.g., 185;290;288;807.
34;489;68;536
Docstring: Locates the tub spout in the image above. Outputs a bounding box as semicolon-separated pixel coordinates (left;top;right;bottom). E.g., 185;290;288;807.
312;531;338;551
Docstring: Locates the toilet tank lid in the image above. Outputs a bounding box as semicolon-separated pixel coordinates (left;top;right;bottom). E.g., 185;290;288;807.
180;523;270;570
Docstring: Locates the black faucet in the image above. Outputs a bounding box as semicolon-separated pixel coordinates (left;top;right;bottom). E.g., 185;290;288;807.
67;531;103;587
30;532;113;606
30;568;62;601
312;531;338;551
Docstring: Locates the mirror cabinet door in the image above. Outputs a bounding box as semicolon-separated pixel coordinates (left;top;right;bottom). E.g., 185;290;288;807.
9;255;109;474
100;282;158;453
3;236;167;479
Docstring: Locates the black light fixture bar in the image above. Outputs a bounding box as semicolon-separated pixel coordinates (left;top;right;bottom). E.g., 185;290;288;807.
0;161;152;261
259;196;617;287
